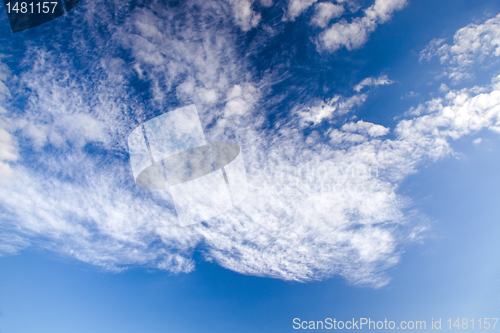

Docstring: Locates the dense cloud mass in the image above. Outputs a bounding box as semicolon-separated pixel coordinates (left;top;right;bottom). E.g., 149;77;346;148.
0;1;499;287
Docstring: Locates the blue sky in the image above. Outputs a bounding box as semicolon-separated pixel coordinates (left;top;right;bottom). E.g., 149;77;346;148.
0;0;500;332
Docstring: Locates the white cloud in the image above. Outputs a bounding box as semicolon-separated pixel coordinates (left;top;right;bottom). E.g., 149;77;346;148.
400;91;419;100
196;136;408;285
226;0;262;31
2;24;409;285
439;83;450;92
2;1;500;288
0;162;200;271
197;87;219;104
298;75;392;125
223;83;261;118
310;2;345;28
117;4;262;124
0;61;18;183
342;120;390;137
420;13;500;83
391;77;500;169
0;82;11;101
318;0;407;52
0;231;28;256
0;0;260;272
18;114;105;151
200;69;500;284
8;50;126;153
328;120;389;145
354;74;393;92
0;126;18;181
281;70;500;284
364;0;406;23
419;38;448;63
288;0;318;20
298;94;367;124
319;17;375;51
0;60;11;102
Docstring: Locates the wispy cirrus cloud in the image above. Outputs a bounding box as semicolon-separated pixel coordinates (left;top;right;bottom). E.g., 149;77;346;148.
0;59;18;182
354;75;393;92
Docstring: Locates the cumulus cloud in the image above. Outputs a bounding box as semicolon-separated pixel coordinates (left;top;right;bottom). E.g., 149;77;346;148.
343;120;390;137
288;0;318;20
420;13;500;83
328;120;390;146
226;0;262;31
311;2;345;28
222;83;261;118
328;120;389;145
397;75;500;146
318;0;407;52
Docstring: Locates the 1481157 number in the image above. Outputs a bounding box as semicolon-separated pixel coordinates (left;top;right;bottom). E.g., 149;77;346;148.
447;318;498;330
5;2;58;14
